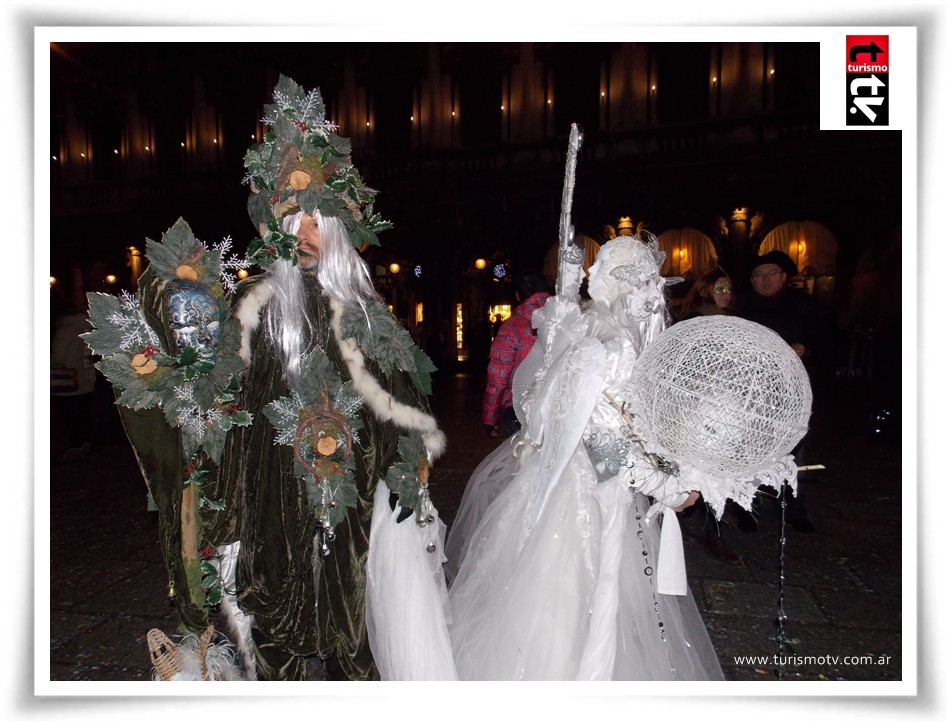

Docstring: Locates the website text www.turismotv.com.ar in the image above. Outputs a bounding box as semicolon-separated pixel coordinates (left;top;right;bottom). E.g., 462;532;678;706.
734;654;893;669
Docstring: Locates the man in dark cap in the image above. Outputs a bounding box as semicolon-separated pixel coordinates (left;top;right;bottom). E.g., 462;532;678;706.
743;249;810;358
739;249;815;532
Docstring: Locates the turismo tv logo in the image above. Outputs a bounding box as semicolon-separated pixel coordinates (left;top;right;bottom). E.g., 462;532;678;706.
846;35;889;126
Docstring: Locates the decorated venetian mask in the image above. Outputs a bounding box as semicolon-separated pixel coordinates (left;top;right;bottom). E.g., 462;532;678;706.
713;278;732;296
165;279;220;362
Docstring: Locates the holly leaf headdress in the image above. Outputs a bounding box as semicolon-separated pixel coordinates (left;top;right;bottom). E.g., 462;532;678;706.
243;75;392;267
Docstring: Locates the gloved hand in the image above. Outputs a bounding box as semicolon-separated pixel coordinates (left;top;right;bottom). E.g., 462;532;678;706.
388;490;413;523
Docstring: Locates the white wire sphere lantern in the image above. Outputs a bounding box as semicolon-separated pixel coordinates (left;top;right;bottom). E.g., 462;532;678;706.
629;315;812;478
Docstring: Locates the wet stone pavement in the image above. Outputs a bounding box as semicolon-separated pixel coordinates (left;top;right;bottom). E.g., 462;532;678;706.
46;370;903;682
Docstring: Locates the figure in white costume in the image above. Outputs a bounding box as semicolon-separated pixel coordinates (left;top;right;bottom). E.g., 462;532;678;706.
445;225;724;680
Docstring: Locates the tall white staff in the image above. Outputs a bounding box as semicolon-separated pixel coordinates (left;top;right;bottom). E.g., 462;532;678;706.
556;123;585;301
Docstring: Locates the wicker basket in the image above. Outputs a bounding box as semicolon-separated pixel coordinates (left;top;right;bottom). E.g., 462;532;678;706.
147;626;217;681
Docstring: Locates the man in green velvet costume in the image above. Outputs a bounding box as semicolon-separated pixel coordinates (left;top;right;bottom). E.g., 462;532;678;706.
213;209;445;678
93;77;446;681
208;77;445;680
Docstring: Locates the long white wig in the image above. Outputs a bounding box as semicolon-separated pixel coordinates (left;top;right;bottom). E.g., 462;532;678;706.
263;210;379;390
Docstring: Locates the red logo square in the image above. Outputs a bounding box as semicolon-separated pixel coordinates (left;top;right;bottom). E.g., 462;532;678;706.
846;35;889;71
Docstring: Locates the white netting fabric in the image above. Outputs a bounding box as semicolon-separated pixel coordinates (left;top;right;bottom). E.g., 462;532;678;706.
629;315;812;479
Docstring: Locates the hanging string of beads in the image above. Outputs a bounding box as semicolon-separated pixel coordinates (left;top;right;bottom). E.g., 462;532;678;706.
773;485;791;679
630;489;677;675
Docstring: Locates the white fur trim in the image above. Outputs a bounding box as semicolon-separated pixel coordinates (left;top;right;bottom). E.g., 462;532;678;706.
329;299;446;461
233;279;274;365
234;283;445;461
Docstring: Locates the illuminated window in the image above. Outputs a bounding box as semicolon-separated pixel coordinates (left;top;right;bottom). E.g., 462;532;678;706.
415;302;424;325
456;303;465;361
488;305;511;324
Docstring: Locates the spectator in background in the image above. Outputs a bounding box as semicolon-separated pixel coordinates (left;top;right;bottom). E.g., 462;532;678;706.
482;271;552;437
678;267;736;320
51;272;97;461
742;250;811;359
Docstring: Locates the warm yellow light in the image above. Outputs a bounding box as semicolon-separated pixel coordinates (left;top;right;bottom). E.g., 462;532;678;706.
366;121;371;127
488;304;512;324
181;142;185;147
617;216;635;234
651;84;656;91
389;262;401;275
52;155;58;161
475;258;487;270
679;248;687;259
213;138;218;144
712;77;717;83
415;302;424;325
145;146;150;151
50;276;57;286
500;105;505;110
601;91;605;97
547;99;552;105
770;68;775;75
410;115;414;122
105;274;117;284
113;149;119;154
80;152;86;158
237;269;249;280
451;110;456;117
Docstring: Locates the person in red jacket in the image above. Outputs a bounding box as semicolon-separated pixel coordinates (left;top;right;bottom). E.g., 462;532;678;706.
482;271;551;437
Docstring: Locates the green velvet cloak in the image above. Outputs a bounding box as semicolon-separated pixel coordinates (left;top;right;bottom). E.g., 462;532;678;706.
204;274;432;680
